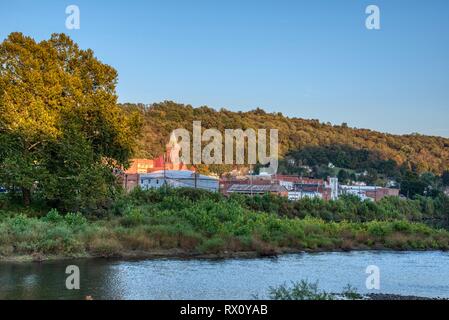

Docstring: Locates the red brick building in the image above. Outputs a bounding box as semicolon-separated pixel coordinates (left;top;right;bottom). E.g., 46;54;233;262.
365;187;400;202
219;175;335;199
125;149;191;175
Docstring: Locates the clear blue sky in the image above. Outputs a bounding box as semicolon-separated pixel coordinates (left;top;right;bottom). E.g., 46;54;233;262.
1;0;449;137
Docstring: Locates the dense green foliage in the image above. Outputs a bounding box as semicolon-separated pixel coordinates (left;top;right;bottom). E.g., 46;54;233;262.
442;171;449;186
237;193;449;224
281;144;400;176
1;188;449;259
0;33;140;211
120;101;449;176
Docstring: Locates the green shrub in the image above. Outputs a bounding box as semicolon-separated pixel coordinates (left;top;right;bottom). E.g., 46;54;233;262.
64;212;87;226
43;209;63;224
268;281;364;300
392;220;412;233
89;237;123;257
367;222;391;237
1;188;449;259
269;280;335;300
120;206;146;227
197;237;226;254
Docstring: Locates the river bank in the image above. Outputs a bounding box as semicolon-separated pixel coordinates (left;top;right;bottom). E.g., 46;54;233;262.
2;214;449;263
366;293;448;300
2;246;449;264
0;249;264;263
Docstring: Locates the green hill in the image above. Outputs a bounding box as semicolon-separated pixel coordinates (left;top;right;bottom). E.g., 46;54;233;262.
120;101;449;175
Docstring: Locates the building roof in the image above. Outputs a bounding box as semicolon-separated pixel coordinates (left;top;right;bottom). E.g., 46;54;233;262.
340;185;383;191
227;184;288;193
140;170;218;181
276;175;326;185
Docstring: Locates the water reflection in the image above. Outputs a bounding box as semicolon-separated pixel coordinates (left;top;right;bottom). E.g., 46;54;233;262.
1;251;449;300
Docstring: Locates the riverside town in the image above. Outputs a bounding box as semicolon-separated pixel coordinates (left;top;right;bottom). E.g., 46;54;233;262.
1;0;449;308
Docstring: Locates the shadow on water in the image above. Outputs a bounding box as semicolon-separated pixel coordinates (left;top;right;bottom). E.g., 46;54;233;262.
0;258;121;300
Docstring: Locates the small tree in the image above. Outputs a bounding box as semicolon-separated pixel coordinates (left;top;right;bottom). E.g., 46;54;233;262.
338;169;350;184
442;171;449;187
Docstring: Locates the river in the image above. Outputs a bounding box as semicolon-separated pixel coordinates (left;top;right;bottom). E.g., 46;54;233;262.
1;251;449;299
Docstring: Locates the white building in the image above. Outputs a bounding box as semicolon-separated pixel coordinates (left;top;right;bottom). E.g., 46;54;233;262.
139;170;219;192
288;191;323;201
339;185;378;201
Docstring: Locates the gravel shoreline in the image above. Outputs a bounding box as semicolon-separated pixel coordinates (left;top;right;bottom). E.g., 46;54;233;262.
366;293;448;300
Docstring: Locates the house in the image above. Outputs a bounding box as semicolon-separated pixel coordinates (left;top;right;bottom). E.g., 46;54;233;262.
275;175;339;201
339;185;399;202
139;170;219;192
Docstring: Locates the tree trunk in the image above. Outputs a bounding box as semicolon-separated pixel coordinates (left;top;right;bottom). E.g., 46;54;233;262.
22;187;31;207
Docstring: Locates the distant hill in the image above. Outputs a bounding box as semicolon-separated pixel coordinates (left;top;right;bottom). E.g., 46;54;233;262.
120;101;449;175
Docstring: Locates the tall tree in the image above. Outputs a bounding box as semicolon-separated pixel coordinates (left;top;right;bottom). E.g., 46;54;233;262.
0;33;140;209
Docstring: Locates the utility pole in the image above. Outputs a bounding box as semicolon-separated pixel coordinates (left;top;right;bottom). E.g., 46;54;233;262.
250;164;253;196
163;153;167;188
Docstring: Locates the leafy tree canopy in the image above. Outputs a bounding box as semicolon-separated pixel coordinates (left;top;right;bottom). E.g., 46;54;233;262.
0;33;140;210
120;101;449;176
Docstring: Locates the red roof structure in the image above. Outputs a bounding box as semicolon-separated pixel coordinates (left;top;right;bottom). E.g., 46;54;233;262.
125;146;192;174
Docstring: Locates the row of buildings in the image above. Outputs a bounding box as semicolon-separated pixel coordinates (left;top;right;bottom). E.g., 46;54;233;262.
121;154;399;202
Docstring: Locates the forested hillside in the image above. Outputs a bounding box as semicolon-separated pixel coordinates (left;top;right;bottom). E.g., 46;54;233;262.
120;101;449;175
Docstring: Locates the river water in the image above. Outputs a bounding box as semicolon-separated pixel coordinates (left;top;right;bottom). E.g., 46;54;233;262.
1;251;449;300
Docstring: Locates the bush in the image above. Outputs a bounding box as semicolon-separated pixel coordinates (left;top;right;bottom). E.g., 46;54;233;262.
120;206;146;227
89;237;123;257
367;222;391;237
1;188;449;259
64;212;88;226
43;209;63;224
268;281;363;300
196;237;226;254
269;280;335;300
9;214;32;233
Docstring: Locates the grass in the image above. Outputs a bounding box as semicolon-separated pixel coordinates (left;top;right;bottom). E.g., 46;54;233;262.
1;188;449;260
